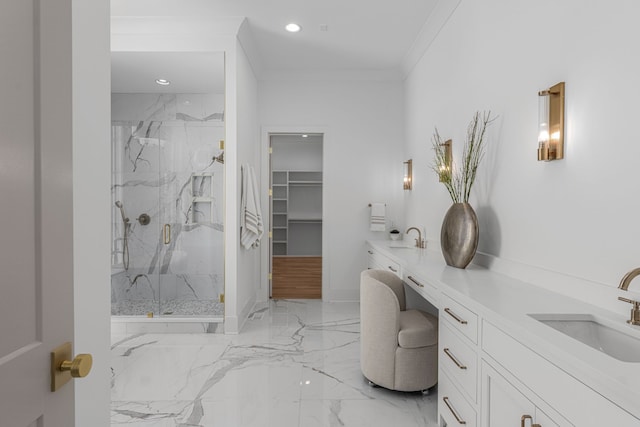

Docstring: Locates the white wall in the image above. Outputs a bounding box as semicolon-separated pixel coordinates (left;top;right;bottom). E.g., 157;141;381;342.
234;36;261;329
404;0;640;305
259;79;405;301
271;137;323;171
73;0;111;425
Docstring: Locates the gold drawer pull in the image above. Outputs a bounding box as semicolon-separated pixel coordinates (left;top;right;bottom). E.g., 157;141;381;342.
407;275;424;288
444;307;468;325
388;266;398;273
443;396;466;425
443;348;467;370
521;415;541;427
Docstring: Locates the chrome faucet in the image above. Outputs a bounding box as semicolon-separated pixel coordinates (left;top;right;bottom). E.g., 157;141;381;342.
618;268;640;325
405;227;425;249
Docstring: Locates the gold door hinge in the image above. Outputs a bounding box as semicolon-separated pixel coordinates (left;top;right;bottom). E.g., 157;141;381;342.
219;140;225;149
219;293;225;303
269;188;273;197
268;273;272;280
269;147;273;154
268;231;273;238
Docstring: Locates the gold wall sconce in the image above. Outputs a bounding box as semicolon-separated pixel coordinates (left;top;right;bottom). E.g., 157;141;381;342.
538;82;565;161
403;159;413;190
438;139;452;182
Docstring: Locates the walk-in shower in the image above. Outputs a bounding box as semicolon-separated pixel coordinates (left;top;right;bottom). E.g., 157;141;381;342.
110;51;225;326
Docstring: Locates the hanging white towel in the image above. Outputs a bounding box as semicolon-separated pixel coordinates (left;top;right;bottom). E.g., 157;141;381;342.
240;164;264;249
370;203;386;231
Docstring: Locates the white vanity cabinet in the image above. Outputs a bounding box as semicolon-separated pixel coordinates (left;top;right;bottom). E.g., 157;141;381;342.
481;361;566;427
365;243;401;277
364;241;640;427
481;320;639;427
438;293;480;427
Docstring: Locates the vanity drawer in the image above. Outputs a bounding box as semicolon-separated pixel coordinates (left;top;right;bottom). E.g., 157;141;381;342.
366;252;381;270
366;246;402;278
404;272;439;307
441;293;478;344
383;259;401;277
440;321;478;403
439;370;477;427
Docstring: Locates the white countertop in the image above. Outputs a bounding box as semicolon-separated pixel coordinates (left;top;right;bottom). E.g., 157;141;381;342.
367;240;640;419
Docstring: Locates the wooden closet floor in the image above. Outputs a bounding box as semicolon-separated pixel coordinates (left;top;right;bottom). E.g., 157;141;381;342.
272;256;322;299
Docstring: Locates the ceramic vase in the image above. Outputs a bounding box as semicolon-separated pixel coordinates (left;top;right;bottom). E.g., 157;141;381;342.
440;202;479;269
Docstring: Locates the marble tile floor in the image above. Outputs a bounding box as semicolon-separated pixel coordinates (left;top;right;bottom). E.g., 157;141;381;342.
111;299;439;427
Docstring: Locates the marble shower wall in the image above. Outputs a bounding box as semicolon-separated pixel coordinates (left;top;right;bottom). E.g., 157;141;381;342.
111;93;225;317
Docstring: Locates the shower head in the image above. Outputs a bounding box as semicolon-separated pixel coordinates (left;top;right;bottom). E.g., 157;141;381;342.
213;151;224;164
115;200;129;223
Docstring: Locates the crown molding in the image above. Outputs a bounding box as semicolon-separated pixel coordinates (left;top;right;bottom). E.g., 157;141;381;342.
401;0;462;79
259;67;404;82
236;18;265;79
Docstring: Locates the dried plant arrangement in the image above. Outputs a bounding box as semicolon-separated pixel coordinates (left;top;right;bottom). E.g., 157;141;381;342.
432;111;495;203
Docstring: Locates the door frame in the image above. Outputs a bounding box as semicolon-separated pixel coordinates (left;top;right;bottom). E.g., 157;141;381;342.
260;126;329;302
72;0;112;425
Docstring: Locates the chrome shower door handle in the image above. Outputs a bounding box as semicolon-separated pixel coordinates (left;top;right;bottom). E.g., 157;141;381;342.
163;224;171;245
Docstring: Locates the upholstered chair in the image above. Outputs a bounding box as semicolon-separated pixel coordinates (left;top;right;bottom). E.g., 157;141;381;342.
360;269;438;392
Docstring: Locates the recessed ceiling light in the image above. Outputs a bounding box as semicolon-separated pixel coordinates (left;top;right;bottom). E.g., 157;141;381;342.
301;134;308;138
285;23;301;33
155;78;171;86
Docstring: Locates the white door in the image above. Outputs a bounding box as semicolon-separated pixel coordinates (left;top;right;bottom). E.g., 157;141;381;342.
0;0;77;426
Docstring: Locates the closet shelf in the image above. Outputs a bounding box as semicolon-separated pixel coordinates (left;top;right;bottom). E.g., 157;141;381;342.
271;168;322;256
288;181;322;186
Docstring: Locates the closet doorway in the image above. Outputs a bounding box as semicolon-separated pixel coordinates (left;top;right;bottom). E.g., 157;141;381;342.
270;133;323;299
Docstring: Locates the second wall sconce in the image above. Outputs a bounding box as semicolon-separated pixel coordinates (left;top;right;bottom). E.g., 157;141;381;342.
538;81;565;161
403;159;413;190
438;139;452;182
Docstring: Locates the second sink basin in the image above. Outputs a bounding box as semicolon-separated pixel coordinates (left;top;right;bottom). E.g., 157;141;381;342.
529;313;640;363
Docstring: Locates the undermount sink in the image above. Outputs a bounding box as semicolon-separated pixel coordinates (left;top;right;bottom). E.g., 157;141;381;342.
388;244;415;249
529;313;640;363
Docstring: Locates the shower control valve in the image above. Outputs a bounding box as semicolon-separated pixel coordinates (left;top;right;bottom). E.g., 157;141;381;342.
137;213;151;225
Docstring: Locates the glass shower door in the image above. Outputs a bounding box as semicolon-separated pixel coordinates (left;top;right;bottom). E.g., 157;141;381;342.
111;94;225;319
156;121;225;317
111;121;163;316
